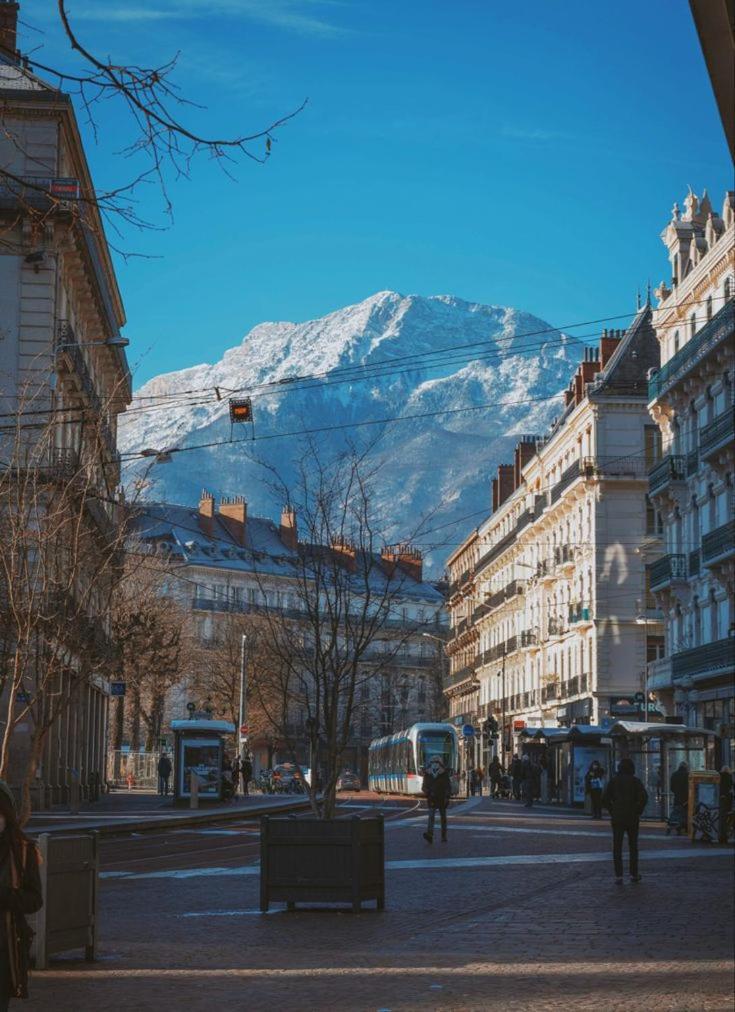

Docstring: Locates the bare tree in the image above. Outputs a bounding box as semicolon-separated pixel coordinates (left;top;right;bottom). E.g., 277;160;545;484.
111;552;191;752
0;2;305;245
0;387;133;823
250;442;422;819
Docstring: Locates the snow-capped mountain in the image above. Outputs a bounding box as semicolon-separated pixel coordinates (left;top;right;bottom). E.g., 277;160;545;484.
119;292;577;573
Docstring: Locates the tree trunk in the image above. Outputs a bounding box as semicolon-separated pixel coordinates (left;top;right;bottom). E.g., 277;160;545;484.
129;685;142;751
112;696;124;750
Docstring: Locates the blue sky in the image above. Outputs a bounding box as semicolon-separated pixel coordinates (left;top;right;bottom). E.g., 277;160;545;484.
22;0;732;386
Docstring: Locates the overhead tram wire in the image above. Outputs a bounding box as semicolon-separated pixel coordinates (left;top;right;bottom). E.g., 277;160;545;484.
0;295;719;427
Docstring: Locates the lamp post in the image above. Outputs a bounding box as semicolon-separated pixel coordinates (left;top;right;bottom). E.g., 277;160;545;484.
634;547;651;722
239;634;248;761
497;645;507;767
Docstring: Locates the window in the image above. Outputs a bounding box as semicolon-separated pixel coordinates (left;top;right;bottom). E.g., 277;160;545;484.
673;331;680;355
706;295;713;321
725;277;732;302
690;313;696;339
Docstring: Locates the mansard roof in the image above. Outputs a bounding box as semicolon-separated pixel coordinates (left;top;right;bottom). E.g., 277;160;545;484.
589;304;659;398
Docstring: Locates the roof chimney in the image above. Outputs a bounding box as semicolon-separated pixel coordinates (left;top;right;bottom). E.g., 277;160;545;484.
218;495;247;546
0;2;19;57
198;490;215;538
381;543;423;583
492;464;515;512
600;330;622;368
280;507;298;551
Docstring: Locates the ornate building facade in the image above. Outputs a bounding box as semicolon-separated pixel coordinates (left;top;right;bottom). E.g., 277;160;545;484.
447;310;663;768
647;188;734;765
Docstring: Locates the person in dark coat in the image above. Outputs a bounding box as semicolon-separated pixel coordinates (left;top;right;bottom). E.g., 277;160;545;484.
422;756;451;843
241;755;253;797
157;753;172;796
488;757;503;798
669;761;689;835
719;766;733;845
0;782;43;1010
601;757;648;884
510;754;523;800
584;760;606;819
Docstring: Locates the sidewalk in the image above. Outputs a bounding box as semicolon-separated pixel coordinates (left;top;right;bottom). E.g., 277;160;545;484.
27;788;310;837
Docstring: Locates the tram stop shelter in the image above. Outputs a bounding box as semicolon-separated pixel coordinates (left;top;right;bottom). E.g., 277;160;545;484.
607;721;717;821
519;725;610;807
171;718;236;805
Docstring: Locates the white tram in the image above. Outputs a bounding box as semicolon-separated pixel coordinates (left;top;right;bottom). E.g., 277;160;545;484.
368;723;459;795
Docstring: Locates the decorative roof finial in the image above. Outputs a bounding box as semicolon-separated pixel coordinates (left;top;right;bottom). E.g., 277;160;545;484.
636;288;641;311
646;280;651;307
671;201;681;221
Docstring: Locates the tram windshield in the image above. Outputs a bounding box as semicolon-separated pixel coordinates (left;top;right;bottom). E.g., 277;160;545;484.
418;730;454;771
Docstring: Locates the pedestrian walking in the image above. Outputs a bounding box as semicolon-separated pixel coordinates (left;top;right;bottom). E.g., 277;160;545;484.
719;766;733;845
0;782;43;1010
520;754;534;808
475;767;485;797
669;761;689;835
422;756;451;844
601;757;648;885
157;753;172;797
510;754;523;800
241;754;253;797
488;756;503;798
584;760;606;819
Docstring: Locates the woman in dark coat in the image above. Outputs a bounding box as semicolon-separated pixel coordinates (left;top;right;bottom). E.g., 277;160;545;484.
584;760;606;819
0;783;43;1009
421;757;451;843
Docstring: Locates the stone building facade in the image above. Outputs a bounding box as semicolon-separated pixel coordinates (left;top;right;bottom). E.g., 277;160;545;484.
447;309;664;768
647;188;734;765
0;15;131;805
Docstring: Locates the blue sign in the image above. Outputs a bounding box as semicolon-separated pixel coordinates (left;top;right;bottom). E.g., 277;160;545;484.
462;724;475;738
110;682;126;697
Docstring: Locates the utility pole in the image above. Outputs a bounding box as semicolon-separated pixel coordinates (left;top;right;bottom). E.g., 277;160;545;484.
498;645;507;766
239;634;248;761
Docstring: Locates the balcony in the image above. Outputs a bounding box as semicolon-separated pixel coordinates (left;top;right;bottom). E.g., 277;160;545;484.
701;520;735;567
699;410;735;462
520;629;538;649
583;455;648;480
536;558;555;583
550;459;581;505
648;554;687;592
515;510;533;535
686;449;699;477
445;665;477;691
672;638;734;682
554;544;577;570
569;606;593;625
541;682;558;703
648;301;734;402
648;455;685;498
475;528;518;575
547;617;566;637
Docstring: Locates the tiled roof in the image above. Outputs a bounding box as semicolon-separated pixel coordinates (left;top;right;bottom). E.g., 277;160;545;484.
131;501;444;603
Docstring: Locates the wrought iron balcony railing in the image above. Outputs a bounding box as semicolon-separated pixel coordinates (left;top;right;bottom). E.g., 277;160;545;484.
648;553;687;592
648;454;686;497
701;520;735;567
648;302;734;401
699;410;735;461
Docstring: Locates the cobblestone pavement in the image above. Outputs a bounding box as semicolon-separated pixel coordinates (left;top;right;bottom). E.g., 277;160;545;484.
25;797;734;1011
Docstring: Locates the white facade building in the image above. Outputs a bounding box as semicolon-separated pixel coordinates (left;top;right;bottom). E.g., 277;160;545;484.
447;309;664;766
647;188;734;765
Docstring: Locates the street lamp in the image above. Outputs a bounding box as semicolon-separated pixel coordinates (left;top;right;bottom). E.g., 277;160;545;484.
634;547;651;722
239;634;248;761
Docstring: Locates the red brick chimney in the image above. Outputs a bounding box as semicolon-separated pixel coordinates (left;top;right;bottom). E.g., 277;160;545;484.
280;507;298;551
492;464;515;512
599;328;622;368
218;495;247;546
514;439;536;488
0;2;19;57
381;543;423;583
198;490;215;538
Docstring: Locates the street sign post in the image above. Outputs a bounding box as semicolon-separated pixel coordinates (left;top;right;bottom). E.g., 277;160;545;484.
462;724;475;738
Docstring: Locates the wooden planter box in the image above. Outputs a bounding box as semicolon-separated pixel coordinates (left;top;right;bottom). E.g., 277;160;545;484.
260;814;385;912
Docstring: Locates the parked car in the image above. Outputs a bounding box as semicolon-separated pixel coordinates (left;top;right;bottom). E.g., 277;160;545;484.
337;770;361;792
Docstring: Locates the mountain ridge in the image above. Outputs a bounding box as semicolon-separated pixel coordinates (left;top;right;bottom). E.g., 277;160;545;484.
120;291;577;574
